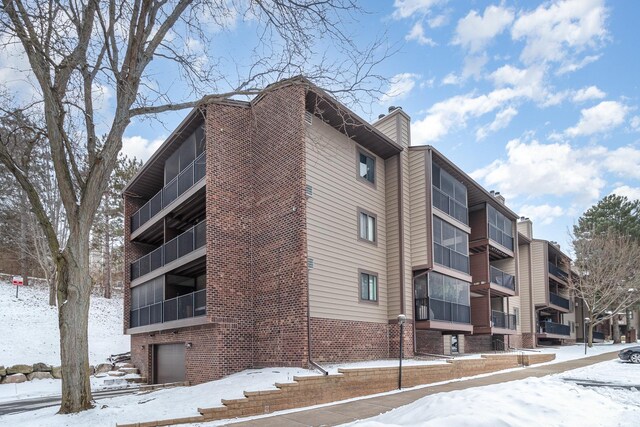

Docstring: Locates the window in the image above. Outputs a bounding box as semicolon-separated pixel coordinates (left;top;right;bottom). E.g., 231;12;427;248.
358;209;376;243
432;163;468;224
488;204;514;250
359;271;378;302
414;271;470;323
433;216;469;274
358;151;375;184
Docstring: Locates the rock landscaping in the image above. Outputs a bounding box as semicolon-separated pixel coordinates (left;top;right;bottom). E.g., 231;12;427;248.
0;359;142;385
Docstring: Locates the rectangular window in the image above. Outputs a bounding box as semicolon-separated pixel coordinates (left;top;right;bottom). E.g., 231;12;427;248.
416;271;470;323
432;162;468;224
358;151;375;184
433;216;469;274
487;204;514;250
359;271;378;302
358;209;376;243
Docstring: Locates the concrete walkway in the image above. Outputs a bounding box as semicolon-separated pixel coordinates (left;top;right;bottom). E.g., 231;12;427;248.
225;351;620;427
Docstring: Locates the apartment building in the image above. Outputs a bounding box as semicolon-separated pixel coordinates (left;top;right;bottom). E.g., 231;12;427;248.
122;77;557;385
406;146;521;355
517;219;577;347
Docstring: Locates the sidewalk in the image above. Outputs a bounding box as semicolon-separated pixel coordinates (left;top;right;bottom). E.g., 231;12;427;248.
224;351;619;427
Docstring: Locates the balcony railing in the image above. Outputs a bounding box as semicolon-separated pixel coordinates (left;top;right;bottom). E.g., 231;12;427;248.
434;243;469;274
131;152;206;233
492;310;517;330
131;221;206;280
130;289;206;328
540;321;570;336
415;298;471;324
489;266;516;291
432;186;468;225
489;224;514;251
593;331;605;342
549;292;570;310
548;262;569;281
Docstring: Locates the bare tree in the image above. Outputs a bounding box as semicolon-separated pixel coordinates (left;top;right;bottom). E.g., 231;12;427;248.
570;230;640;346
0;0;391;413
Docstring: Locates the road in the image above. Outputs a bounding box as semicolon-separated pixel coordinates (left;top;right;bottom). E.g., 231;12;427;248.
0;387;140;416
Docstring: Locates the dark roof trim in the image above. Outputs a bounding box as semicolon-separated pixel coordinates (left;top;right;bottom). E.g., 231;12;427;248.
410;145;519;220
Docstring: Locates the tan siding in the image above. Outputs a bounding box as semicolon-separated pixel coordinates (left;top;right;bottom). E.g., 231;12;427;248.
409;150;428;267
385;155;401;320
518;243;533;334
306;119;388;323
531;241;547;306
400;117;413;319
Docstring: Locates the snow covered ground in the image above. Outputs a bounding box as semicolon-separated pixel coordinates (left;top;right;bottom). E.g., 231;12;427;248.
0;343;636;427
0;280;130;366
343;358;640;427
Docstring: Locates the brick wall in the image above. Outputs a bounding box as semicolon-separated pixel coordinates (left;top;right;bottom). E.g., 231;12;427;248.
131;324;217;384
205;102;254;378
507;334;524;349
465;335;493;353
250;85;309;368
389;322;415;358
310;317;389;362
117;353;556;427
522;333;536;348
416;330;444;354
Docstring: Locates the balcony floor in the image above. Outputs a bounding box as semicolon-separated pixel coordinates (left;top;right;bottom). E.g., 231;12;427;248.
416;320;474;333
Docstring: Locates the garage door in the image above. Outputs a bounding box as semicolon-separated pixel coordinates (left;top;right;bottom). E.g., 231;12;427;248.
154;343;185;384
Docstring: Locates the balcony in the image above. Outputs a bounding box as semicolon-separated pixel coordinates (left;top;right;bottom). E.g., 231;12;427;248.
490;266;515;292
131;152;206;233
548;262;569;282
415;298;471;324
432;186;468;225
489;224;514;251
540;321;570;336
434;243;469;274
549;292;570;311
131;221;206;281
593;331;605;342
492;310;517;330
130;289;206;328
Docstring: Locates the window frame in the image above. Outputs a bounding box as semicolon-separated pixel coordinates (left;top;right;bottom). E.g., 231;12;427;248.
357;208;378;245
356;148;377;188
358;269;379;304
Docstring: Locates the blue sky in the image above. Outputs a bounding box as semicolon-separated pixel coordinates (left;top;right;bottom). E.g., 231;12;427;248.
2;0;636;251
121;0;639;251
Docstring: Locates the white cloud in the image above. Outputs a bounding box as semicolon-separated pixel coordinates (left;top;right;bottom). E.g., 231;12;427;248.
380;73;420;103
565;101;628;137
470;137;605;203
453;5;514;53
603;146;640;179
122;135;166;162
519;204;565;225
630;116;640;131
476;107;518;140
405;22;437;46
572;85;606;103
393;0;443;19
511;0;608;66
428;14;448;28
441;73;460;86
611;185;640;201
557;54;601;75
461;54;488;80
0;34;39;100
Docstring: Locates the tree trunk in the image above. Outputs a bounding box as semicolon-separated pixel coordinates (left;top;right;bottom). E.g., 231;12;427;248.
56;239;93;413
613;315;621;343
48;271;56;306
103;213;111;299
20;192;29;287
588;322;594;347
